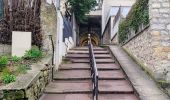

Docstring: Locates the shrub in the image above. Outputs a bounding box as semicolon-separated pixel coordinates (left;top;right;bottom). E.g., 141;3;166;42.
2;74;16;84
24;46;42;59
0;56;8;71
2;68;16;84
16;64;27;74
11;56;21;63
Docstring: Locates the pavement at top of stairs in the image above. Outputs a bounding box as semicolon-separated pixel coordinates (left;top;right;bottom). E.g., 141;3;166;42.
109;45;170;100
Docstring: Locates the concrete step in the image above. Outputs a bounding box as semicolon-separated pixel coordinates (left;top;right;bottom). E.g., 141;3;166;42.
59;63;90;70
71;59;115;63
66;54;112;59
98;70;125;80
98;80;134;93
99;94;139;100
44;80;92;94
68;50;109;54
40;94;92;100
54;70;91;80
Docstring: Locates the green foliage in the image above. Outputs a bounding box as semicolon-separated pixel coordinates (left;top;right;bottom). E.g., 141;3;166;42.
16;64;27;74
2;67;16;84
2;73;16;84
67;0;97;23
0;56;8;70
11;56;21;63
24;46;42;59
119;0;149;43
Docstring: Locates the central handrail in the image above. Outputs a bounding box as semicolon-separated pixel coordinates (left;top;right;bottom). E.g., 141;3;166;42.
88;34;99;100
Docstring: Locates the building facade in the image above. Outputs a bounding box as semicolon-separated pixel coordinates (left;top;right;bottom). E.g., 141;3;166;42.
102;0;136;44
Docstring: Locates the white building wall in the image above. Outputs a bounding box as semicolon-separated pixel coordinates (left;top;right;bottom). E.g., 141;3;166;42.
102;0;136;34
54;11;75;70
54;10;63;70
111;16;120;38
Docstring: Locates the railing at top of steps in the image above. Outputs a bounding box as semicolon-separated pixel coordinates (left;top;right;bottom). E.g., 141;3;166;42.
88;34;99;100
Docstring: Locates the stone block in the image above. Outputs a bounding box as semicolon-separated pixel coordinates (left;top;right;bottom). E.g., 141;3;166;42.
168;53;170;60
161;41;170;46
26;87;34;100
167;24;170;30
159;8;170;13
12;31;31;57
151;31;160;36
162;3;170;7
152;3;161;8
151;24;165;30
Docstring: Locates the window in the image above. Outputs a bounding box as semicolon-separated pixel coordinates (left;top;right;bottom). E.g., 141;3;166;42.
0;0;3;18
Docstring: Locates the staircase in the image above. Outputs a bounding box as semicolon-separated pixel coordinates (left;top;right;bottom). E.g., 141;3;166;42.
40;47;139;100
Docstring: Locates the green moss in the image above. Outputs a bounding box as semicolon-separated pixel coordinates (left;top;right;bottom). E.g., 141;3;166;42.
3;90;25;100
62;58;71;64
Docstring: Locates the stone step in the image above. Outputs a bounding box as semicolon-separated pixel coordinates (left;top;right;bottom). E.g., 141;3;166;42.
99;94;139;100
68;50;109;54
54;70;91;80
98;70;125;80
44;80;92;94
71;59;115;63
40;94;92;100
97;64;120;70
72;47;104;50
71;48;107;51
59;63;90;70
59;63;120;70
98;80;134;93
66;54;112;59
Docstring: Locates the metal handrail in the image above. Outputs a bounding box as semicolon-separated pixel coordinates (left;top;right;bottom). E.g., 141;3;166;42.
88;34;99;100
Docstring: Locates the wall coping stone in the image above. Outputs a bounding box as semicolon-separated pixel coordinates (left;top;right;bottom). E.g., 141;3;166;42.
0;55;52;91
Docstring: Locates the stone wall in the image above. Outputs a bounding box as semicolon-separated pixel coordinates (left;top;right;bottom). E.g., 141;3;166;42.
149;0;170;81
0;44;11;56
40;1;57;54
0;55;52;100
123;26;157;76
123;0;170;82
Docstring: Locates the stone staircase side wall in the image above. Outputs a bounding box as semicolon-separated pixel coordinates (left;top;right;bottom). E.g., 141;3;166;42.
123;0;170;82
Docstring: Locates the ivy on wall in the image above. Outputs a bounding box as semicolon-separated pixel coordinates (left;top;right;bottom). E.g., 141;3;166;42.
118;0;149;43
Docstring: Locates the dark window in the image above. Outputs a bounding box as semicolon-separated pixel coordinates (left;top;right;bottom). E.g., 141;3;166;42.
0;0;3;18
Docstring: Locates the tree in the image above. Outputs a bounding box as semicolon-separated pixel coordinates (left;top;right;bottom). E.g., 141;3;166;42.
67;0;97;23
